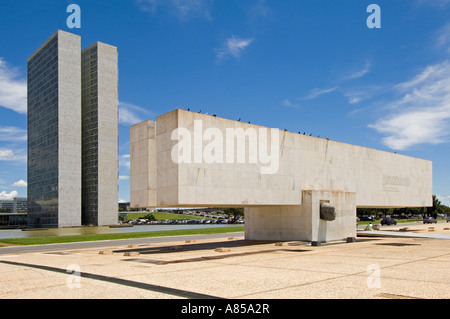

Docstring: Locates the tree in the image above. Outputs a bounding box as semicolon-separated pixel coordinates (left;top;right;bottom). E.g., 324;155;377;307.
357;195;446;219
223;207;244;219
441;204;450;215
142;213;156;221
426;195;441;218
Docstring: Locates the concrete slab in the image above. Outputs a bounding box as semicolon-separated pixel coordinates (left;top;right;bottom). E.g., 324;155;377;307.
358;230;450;239
358;222;450;240
0;232;449;300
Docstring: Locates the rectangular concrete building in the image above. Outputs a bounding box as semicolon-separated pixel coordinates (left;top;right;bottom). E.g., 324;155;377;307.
130;120;156;209
27;30;82;228
81;42;119;226
130;109;433;242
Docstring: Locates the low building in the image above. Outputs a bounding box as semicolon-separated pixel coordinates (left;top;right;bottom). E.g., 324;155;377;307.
0;213;27;229
13;197;27;213
0;200;14;213
119;202;130;212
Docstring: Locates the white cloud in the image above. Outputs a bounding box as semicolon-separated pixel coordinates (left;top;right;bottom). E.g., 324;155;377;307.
137;0;213;20
435;23;450;51
370;109;449;150
345;93;362;105
341;63;371;81
0;190;18;200
301;87;338;100
120;154;130;168
283;98;299;108
348;96;361;104
0;58;27;114
11;180;27;187
0;149;14;160
118;197;127;203
437;194;450;207
216;36;253;61
0;148;26;162
0;126;27;142
344;85;384;108
119;175;129;180
369;60;450;150
119;101;153;126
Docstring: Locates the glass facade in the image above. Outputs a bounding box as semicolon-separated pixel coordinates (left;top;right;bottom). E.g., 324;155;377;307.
0;213;27;229
27;31;117;229
0;200;13;212
81;45;99;225
27;35;59;228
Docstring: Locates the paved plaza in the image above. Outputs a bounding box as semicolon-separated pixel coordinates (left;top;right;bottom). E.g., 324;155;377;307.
0;222;449;299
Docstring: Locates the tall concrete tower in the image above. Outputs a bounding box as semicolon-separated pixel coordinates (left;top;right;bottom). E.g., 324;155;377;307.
27;30;118;228
81;42;119;226
27;30;82;228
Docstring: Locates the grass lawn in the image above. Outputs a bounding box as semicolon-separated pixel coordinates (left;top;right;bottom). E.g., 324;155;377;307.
0;225;245;246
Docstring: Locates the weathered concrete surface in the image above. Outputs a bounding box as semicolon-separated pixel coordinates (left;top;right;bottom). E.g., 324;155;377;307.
130;109;433;242
0;230;449;299
245;190;356;241
131;109;432;209
130;120;156;208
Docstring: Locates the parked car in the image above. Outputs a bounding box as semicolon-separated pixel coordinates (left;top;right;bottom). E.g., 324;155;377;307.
359;216;375;222
423;217;437;224
381;217;397;226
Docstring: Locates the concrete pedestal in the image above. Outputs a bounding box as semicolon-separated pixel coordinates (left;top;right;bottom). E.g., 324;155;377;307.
244;190;356;242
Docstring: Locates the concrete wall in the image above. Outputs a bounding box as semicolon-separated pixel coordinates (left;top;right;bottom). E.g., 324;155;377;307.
57;30;82;228
96;42;119;226
130;120;156;208
130;108;433;242
131;109;432;208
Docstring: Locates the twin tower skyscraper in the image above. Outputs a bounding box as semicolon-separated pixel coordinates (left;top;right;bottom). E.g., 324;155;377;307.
27;30;118;228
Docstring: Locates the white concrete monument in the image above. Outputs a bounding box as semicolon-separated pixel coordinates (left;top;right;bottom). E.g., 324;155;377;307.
130;109;432;242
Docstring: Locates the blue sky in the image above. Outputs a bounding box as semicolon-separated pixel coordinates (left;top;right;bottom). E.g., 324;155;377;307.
0;0;449;205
